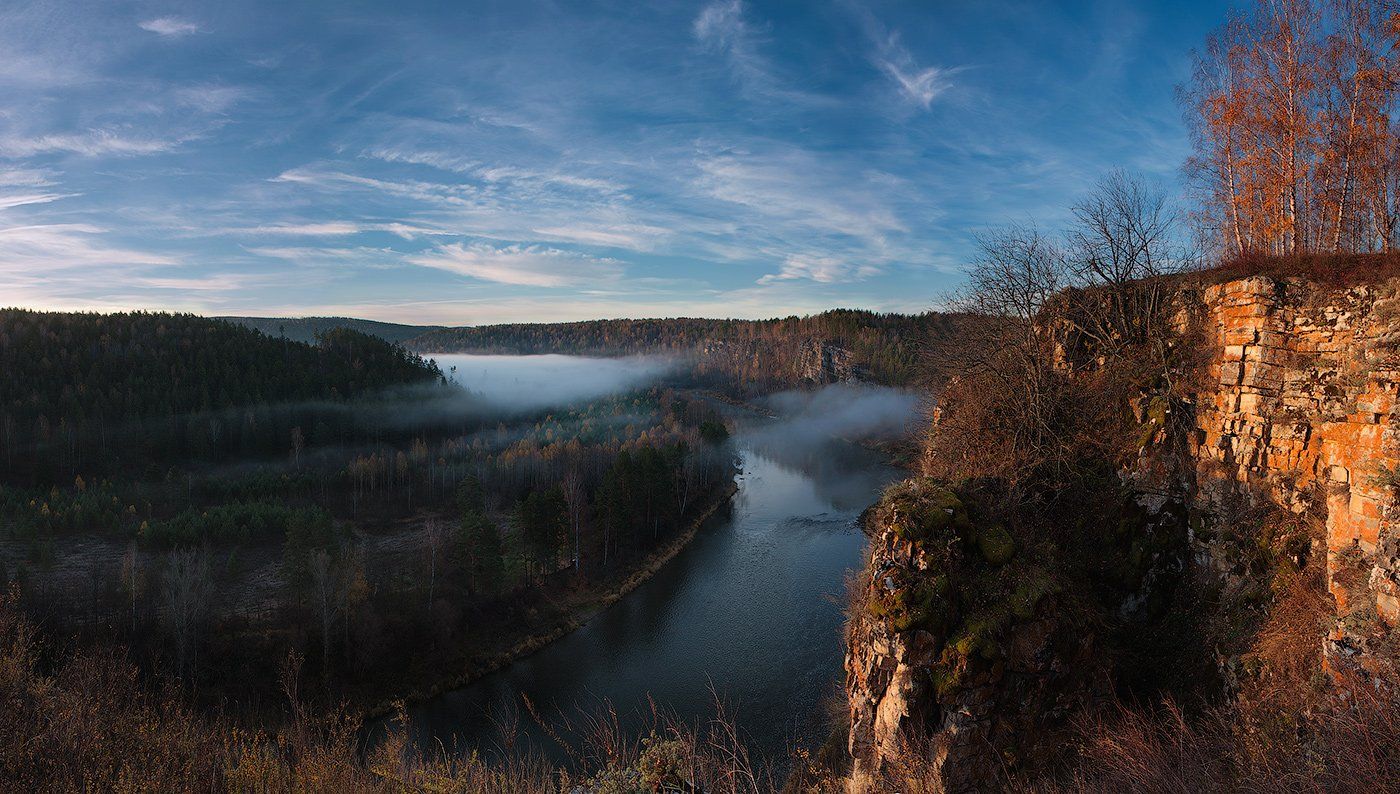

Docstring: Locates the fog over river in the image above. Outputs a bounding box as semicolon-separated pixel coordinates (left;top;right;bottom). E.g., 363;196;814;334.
387;354;915;766
429;353;676;411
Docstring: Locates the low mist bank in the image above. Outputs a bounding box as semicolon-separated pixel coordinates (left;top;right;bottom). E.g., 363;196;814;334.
429;353;677;412
738;384;922;506
755;383;922;442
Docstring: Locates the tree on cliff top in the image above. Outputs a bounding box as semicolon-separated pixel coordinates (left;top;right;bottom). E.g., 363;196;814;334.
931;173;1184;486
1183;0;1400;256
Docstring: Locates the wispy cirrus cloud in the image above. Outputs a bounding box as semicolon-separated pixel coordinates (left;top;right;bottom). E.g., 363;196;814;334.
531;224;669;250
694;0;762;77
870;27;959;110
0;0;1195;323
0;130;180;158
407;242;624;287
693;0;812;104
878;59;956;110
0;223;176;274
758;254;880;285
693;146;905;244
236;221;451;239
0;168;77;210
363;147;627;195
139;17;201;37
849;5;960;112
271;167;480;207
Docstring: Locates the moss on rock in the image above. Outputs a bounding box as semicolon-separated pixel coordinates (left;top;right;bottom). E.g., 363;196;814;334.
978;524;1016;565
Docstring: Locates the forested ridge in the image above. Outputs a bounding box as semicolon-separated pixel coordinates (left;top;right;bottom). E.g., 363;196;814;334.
405;309;964;386
0;310;446;482
217;316;441;345
0;309;442;423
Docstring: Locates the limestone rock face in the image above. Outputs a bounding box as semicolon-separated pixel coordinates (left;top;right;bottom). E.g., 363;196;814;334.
799;339;867;383
1168;277;1400;650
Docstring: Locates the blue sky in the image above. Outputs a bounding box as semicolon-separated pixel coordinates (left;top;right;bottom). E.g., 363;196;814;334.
0;0;1223;325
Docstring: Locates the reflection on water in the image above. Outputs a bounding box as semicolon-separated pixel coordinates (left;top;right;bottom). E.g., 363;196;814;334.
392;439;901;766
738;430;896;512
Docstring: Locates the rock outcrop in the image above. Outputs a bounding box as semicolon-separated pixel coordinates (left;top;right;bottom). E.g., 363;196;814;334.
799;340;867;383
1164;277;1400;668
845;481;1145;792
845;273;1400;791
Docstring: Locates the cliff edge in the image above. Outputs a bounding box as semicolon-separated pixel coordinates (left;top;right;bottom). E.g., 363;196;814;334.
845;272;1400;791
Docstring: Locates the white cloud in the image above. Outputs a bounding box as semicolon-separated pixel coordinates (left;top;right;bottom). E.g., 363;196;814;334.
0;169;58;187
364;147;626;195
694;0;750;54
0;130;177;157
694;0;782;97
248;279;897;326
139;17;201;37
271;168;479;207
134;274;251;291
169;85;248;114
407;242;624;287
0;192;76;210
758;254;880;285
0;223;176;274
694;148;905;242
250;222;365;236
245;245;396;267
237;221;451;239
866;27;958;111
878;61;955;109
531;224;668;250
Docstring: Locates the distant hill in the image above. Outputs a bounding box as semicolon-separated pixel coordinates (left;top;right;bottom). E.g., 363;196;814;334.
217;316;442;345
0;310;444;479
221;309;970;388
407;309;971;387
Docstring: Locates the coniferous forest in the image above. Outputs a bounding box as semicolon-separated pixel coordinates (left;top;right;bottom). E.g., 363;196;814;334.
0;308;746;713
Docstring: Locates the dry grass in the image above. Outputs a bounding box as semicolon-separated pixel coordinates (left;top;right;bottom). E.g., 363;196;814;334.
1191;252;1400;289
1040;560;1400;794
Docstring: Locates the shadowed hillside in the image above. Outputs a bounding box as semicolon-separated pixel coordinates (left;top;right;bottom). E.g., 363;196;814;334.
0;310;444;480
217;316;443;345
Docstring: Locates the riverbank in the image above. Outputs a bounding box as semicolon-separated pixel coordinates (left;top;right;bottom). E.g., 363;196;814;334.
358;478;741;720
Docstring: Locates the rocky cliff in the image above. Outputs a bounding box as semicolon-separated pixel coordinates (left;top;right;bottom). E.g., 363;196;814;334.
798;339;868;383
845;273;1400;791
1161;276;1400;670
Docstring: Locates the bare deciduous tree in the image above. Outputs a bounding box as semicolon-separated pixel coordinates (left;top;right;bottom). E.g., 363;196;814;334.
120;541;143;637
934;225;1072;484
424;520;443;611
561;469;586;573
309;548;337;671
160;548;211;681
1066;170;1189;359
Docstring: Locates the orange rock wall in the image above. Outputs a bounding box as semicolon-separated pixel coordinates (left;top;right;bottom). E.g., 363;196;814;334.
1175;276;1400;625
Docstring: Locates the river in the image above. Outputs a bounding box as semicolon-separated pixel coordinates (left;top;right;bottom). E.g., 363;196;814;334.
392;431;902;766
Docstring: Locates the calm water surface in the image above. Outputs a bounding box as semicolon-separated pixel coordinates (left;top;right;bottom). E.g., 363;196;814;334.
395;433;901;764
